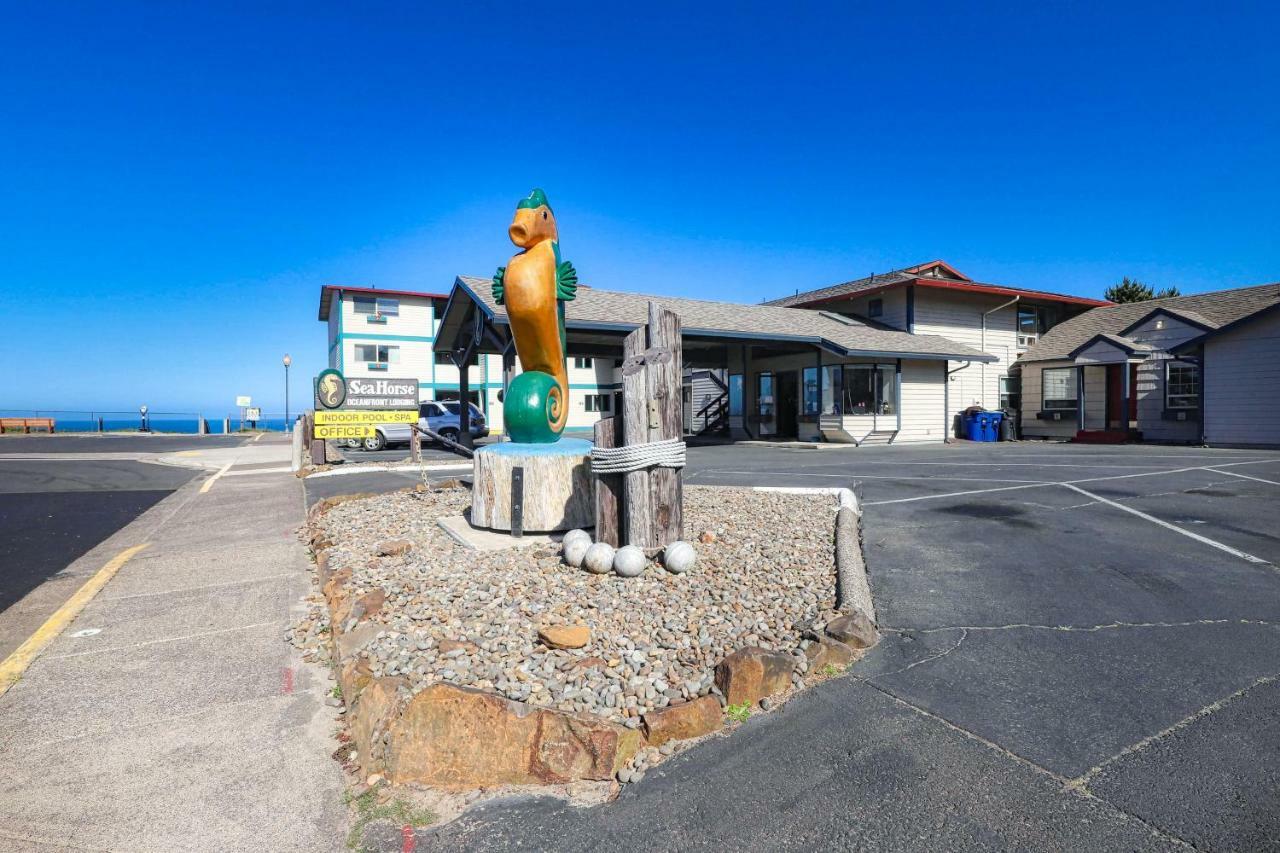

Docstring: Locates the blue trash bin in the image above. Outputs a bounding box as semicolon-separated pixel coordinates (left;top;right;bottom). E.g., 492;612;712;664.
962;411;982;441
986;411;1005;442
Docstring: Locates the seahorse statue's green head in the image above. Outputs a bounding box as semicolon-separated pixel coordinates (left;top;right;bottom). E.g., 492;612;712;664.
509;188;558;250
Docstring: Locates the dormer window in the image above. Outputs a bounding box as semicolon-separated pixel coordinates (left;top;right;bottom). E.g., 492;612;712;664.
868;298;884;318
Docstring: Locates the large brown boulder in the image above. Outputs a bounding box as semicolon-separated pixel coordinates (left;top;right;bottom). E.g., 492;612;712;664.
715;647;796;707
384;683;642;787
825;610;878;650
350;676;407;773
805;636;858;671
642;696;722;746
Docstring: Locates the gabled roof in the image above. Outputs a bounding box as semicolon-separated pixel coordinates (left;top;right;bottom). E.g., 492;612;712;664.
1019;281;1280;363
1116;306;1216;337
317;284;448;321
441;275;995;363
764;260;1110;309
1067;333;1154;359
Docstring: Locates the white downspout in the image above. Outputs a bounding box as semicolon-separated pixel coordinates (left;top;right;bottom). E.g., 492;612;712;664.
981;296;1020;409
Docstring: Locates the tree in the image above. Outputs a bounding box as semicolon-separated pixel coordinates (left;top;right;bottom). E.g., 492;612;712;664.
1104;277;1181;303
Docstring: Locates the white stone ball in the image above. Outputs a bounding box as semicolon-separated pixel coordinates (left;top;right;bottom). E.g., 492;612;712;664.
563;537;591;568
562;529;591;552
583;542;616;575
613;545;646;578
663;541;696;574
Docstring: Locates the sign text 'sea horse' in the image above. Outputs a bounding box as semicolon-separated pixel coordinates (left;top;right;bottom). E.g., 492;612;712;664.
493;188;578;443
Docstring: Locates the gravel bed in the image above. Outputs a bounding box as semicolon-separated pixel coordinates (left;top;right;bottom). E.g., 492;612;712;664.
312;485;839;725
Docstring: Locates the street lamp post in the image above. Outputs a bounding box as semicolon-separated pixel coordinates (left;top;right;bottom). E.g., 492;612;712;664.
283;354;292;431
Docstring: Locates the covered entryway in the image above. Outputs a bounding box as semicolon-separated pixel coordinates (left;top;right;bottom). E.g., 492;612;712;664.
1068;333;1152;441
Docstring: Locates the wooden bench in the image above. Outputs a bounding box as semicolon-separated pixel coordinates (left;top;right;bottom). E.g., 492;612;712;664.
0;417;56;434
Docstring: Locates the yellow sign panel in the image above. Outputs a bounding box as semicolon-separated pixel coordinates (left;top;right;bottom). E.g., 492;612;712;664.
314;424;375;439
314;410;417;425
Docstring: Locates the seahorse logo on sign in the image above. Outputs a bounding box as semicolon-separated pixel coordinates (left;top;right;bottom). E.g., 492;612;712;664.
316;369;347;409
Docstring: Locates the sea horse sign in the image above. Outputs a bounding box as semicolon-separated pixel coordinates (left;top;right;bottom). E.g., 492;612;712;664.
314;369;419;410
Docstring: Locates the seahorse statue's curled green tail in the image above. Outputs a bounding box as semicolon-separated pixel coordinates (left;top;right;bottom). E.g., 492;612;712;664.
492;188;578;443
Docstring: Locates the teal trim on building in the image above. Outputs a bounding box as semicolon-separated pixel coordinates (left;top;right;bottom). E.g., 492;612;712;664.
570;382;621;390
337;332;434;343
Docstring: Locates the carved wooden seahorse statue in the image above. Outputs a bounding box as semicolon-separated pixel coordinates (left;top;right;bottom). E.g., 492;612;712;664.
492;188;578;443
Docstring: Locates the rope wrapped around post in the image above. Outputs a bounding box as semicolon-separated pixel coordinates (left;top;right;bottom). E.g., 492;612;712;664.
590;437;686;475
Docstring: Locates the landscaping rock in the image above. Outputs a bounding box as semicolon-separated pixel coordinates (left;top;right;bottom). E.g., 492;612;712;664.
714;647;795;707
804;635;858;670
641;695;721;746
349;676;406;773
825;609;878;649
662;540;697;574
613;545;646;578
384;683;642;787
538;624;590;650
375;539;413;557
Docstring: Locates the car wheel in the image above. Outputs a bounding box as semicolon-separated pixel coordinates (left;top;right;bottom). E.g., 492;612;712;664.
438;428;460;445
362;432;386;452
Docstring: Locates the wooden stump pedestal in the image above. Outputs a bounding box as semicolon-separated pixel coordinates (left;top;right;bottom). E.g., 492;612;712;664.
471;438;594;533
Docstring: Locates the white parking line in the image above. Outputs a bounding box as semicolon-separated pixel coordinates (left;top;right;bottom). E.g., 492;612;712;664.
1061;483;1269;566
1203;467;1280;486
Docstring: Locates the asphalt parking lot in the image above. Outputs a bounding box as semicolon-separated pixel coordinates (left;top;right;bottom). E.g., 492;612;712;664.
423;441;1280;851
0;435;241;657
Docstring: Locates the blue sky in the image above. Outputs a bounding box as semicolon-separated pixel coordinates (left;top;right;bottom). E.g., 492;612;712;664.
2;1;1277;413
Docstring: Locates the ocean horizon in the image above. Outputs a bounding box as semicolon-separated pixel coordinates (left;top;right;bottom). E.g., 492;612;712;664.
0;410;298;434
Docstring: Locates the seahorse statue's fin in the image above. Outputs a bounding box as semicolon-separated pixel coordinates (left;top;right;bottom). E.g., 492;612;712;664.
493;266;506;304
556;259;578;301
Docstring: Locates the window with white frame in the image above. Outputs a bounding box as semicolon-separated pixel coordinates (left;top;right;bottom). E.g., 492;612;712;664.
1166;361;1199;409
583;394;611;413
355;344;398;368
573;357;593;369
1041;367;1077;410
1018;306;1047;349
353;296;399;318
999;375;1021;411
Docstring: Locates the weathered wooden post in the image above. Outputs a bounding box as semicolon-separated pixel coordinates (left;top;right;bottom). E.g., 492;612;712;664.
615;303;684;551
593;415;624;547
409;423;421;463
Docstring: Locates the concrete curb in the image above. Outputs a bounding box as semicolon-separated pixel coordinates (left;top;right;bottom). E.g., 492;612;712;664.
752;486;875;623
305;461;471;479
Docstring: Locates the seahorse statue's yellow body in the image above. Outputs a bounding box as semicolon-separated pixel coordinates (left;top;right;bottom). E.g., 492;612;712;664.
493;189;577;443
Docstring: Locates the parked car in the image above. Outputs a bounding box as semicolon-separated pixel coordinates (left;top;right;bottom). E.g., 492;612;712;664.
357;400;488;451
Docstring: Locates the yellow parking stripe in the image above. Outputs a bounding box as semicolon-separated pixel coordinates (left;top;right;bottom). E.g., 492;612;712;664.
0;543;149;697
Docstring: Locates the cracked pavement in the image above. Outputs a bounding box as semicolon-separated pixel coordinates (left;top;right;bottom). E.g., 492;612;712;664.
415;442;1280;851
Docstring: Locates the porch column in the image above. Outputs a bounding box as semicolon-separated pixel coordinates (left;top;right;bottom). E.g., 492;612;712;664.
895;359;903;432
742;344;754;439
1122;360;1131;432
1076;365;1085;431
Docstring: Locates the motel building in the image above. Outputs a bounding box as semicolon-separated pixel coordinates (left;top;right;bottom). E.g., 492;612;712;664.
432;261;1108;444
317;285;618;433
1014;282;1280;448
326;266;1280;448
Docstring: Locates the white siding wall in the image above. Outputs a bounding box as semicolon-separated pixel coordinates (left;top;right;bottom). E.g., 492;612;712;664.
897;359;946;443
914;290;1019;417
1127;316;1202;443
1204;310;1280;447
832;288;909;330
339;294;436;391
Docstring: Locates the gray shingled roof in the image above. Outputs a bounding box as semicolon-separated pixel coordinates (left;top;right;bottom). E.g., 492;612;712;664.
1018;282;1280;363
454;275;993;362
764;268;917;307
